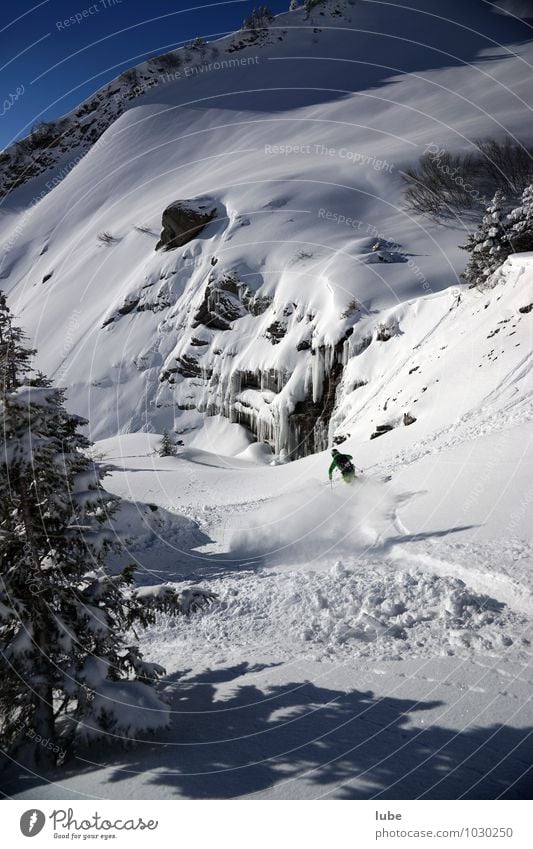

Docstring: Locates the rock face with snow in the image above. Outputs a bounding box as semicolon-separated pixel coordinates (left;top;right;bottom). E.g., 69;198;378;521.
0;0;532;459
155;199;218;251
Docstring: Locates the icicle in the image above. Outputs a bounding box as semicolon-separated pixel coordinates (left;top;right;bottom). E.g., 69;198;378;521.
228;373;240;422
343;339;350;366
304;359;313;397
312;348;325;403
325;344;335;373
277;400;289;454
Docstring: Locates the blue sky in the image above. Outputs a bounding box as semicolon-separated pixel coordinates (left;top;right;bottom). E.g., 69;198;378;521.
0;0;288;149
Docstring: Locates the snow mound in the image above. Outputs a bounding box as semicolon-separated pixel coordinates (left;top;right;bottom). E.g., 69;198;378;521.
237;441;274;463
190;416;253;456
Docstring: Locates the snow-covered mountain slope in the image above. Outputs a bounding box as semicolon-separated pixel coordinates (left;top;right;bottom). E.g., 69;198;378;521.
4;260;533;801
1;0;533;458
333;252;533;449
15;249;525;800
3;0;533;802
6;406;533;799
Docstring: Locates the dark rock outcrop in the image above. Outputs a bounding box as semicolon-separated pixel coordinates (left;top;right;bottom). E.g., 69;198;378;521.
193;273;271;331
370;424;394;440
265;320;287;345
333;433;350;445
118;298;140;315
155;199;217;251
376;323;394;342
193;281;245;331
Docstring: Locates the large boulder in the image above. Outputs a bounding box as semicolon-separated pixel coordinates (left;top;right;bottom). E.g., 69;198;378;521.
155;198;217;250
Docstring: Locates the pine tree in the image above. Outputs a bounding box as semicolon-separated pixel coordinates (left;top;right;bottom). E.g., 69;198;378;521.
158;429;177;457
507;183;533;254
460;190;510;286
0;293;214;766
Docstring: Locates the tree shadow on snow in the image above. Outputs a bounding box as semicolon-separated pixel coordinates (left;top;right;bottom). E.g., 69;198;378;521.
15;661;529;801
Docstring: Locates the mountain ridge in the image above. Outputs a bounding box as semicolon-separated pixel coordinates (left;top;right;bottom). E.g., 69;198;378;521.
0;0;532;459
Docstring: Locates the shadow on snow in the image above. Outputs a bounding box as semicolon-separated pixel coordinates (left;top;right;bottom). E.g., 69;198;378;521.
5;661;532;800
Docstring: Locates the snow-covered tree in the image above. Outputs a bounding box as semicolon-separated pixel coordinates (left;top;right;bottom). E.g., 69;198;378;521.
0;293;213;766
507;183;533;253
243;6;275;32
158;429;177;457
460;190;510;286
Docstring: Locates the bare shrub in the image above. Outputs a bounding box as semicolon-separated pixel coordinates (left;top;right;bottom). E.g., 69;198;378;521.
185;37;208;60
305;0;326;14
29;121;60;149
243;6;275;31
341;299;360;319
402;150;482;217
403;136;533;219
150;51;181;70
118;68;138;85
475;136;533;196
97;231;120;245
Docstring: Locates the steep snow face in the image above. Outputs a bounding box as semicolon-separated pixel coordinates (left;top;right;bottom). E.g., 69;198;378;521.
1;0;532;455
331;253;533;452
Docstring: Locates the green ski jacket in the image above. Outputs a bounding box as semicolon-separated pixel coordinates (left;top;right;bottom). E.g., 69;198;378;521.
328;453;354;479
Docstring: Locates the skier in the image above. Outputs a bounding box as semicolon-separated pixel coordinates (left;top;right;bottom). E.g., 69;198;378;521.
328;448;357;484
